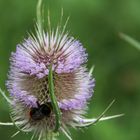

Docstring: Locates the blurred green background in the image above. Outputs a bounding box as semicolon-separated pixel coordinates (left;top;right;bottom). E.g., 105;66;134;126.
0;0;140;140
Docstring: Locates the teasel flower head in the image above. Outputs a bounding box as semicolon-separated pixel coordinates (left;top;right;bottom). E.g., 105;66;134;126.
6;25;96;138
0;0;123;140
7;19;94;131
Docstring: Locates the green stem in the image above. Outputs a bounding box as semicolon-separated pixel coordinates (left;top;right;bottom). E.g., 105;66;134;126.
37;0;43;34
120;32;140;51
48;66;61;132
43;132;52;140
46;132;59;140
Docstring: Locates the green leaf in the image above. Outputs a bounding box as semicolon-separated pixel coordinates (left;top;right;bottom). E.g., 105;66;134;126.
74;100;124;127
48;66;61;132
0;88;11;104
120;32;140;51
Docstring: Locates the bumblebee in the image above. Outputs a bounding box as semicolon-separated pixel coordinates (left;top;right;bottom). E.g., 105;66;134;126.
29;102;52;121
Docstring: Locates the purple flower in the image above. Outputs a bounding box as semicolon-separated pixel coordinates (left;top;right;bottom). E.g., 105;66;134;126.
6;27;95;139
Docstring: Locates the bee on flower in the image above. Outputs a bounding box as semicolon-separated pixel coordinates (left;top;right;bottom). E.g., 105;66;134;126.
0;0;123;140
